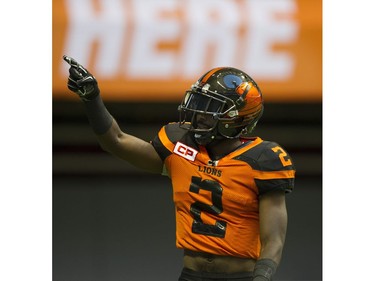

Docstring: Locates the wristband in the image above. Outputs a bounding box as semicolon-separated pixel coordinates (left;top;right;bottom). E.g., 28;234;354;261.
82;95;113;135
253;259;277;281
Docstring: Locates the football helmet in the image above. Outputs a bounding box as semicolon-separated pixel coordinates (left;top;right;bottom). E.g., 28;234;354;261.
178;67;264;145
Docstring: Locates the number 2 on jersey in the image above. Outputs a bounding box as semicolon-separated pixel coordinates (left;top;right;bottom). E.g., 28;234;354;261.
189;176;227;238
272;146;292;167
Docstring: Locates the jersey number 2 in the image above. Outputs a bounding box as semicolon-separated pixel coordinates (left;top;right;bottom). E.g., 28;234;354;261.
189;176;227;238
272;146;292;167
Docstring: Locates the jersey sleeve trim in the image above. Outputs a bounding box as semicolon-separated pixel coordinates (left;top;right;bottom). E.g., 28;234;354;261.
253;169;295;180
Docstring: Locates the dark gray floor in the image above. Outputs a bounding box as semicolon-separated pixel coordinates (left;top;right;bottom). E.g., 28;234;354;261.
53;175;322;281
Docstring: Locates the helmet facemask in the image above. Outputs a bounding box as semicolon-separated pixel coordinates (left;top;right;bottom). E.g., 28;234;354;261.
179;83;243;145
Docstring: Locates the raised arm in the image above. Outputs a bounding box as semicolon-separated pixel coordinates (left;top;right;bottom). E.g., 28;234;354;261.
63;55;163;174
253;190;288;281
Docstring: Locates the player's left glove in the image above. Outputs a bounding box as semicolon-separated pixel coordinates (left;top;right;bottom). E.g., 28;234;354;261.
63;55;100;101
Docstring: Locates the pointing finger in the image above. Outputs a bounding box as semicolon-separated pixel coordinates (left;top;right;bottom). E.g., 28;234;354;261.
63;55;79;68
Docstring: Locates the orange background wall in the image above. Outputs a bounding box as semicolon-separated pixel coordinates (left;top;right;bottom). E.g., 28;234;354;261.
53;0;321;102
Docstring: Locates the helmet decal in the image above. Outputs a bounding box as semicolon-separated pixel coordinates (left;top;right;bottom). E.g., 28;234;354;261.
223;74;243;89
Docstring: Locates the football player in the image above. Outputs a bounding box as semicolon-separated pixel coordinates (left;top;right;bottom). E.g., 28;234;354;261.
63;55;296;281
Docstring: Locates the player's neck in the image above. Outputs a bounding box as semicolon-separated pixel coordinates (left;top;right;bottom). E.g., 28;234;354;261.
206;138;243;160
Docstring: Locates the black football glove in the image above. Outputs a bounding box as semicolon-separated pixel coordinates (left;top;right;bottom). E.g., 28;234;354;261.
63;55;100;101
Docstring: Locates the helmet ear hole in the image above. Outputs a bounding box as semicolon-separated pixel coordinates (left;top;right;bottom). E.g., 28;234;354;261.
217;118;246;139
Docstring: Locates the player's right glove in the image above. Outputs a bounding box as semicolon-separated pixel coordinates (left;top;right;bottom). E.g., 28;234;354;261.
63;55;100;101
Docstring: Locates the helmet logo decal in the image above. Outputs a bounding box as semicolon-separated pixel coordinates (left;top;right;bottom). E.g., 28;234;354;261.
223;74;243;89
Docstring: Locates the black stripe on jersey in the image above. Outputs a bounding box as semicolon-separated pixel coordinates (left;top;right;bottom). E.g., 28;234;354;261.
164;123;198;149
255;178;294;195
151;134;171;162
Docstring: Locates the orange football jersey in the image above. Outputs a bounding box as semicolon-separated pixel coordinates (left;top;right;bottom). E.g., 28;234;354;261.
152;123;295;259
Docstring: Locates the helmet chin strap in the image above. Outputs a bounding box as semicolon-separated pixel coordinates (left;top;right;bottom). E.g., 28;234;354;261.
192;117;252;145
193;127;231;146
193;131;217;146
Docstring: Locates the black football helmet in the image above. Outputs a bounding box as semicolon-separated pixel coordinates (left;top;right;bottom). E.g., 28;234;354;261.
178;67;264;145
